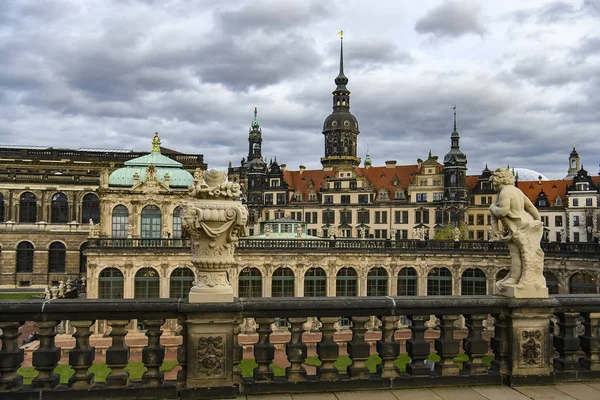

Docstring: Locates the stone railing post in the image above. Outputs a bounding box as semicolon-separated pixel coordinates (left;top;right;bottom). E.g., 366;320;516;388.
180;169;246;396
31;320;61;390
0;322;24;390
68;320;96;389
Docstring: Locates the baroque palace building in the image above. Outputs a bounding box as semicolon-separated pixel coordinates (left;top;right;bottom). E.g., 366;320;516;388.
0;37;599;305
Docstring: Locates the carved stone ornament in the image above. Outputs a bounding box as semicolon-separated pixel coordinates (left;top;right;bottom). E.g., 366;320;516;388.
196;336;225;377
520;330;542;366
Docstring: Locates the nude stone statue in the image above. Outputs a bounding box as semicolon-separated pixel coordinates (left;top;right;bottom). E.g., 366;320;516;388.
489;168;547;298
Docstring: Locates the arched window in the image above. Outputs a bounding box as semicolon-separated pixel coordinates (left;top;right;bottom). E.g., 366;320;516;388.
173;207;182;239
397;267;418;296
141;205;161;238
304;267;327;297
19;192;37;223
0;192;4;222
51;193;69;223
496;269;510;282
271;267;294;297
81;193;100;223
98;268;124;299
569;272;598;294
367;267;388;296
134;268;160;298
79;242;88;275
112;205;129;238
169;267;195;298
461;268;487;295
336;267;357;297
427;267;452;296
48;242;66;273
16;241;34;273
544;271;559;294
238;267;262;298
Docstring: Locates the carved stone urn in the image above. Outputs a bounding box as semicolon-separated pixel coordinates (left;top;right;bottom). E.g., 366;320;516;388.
180;169;247;302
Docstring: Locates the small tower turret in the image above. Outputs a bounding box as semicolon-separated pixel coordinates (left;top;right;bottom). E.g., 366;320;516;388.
566;144;581;178
442;106;468;225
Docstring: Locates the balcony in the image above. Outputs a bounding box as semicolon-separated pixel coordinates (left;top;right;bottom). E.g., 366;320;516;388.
1;295;600;398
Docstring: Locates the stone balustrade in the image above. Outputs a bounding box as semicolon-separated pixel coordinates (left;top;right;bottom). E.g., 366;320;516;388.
87;237;600;257
0;295;599;399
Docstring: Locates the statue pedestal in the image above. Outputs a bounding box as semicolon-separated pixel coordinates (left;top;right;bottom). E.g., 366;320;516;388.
188;271;234;303
498;285;549;299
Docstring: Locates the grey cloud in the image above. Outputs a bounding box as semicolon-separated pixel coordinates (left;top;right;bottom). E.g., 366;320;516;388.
415;0;486;38
328;38;413;69
512;57;595;87
215;0;331;35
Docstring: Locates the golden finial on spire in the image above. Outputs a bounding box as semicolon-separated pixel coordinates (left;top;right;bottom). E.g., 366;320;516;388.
152;132;161;152
337;30;344;39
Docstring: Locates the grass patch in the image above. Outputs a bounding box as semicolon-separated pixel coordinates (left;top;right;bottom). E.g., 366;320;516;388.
17;361;180;385
0;293;38;300
240;359;285;377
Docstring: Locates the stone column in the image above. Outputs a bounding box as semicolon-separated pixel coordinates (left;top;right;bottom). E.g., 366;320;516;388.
181;169;246;396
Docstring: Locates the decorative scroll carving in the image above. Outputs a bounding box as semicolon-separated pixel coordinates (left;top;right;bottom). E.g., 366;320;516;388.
197;336;225;377
521;330;542;366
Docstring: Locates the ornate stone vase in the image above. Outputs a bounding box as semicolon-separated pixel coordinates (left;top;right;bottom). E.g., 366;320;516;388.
181;169;247;302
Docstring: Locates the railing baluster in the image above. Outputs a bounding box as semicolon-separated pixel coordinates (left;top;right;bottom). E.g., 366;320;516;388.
490;312;509;375
286;317;307;382
406;314;430;376
254;317;275;381
434;314;460;376
68;320;96;389
580;312;600;371
177;316;187;386
31;320;61;389
317;317;340;381
376;315;400;378
347;316;370;379
463;314;489;374
0;322;24;390
233;318;243;384
553;312;581;374
105;320;131;387
141;319;166;387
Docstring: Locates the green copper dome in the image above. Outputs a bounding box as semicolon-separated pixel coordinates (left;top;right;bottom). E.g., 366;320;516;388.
108;132;194;188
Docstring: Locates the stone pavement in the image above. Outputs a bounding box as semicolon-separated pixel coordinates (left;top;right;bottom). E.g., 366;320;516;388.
224;381;600;400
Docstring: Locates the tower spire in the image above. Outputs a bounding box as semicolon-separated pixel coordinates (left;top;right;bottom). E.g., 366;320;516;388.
334;30;348;90
453;105;457;132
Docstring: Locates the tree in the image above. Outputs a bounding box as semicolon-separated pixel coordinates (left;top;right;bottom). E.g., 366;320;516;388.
434;224;468;240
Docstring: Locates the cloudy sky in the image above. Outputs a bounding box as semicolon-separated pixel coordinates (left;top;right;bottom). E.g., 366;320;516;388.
1;0;599;179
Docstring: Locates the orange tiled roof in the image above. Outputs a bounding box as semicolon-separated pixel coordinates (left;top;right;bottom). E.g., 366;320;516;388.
517;179;570;206
466;176;479;191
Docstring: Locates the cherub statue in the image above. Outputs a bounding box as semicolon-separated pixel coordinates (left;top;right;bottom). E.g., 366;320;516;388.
296;224;303;239
490;168;547;297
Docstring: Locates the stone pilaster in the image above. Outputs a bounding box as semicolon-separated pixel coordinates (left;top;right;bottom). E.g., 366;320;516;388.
507;307;554;381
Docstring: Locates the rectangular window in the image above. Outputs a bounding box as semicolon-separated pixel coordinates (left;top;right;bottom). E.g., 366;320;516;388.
468;230;474;240
264;211;270;221
415;210;429;224
341;195;351;204
324;195;333;204
350;181;357;189
555;216;563;227
555;232;561;242
264;194;273;205
573;198;579;207
275;211;285;219
487;215;491;225
394;211;401;224
309;193;317;202
400;229;408;239
340;211;352;224
468;215;474;225
401;211;408;224
435;210;443;224
586;198;593;207
477;230;484;240
358;194;369;204
270;179;280;187
322;210;335;225
276;193;286;204
375;211;388;224
416;193;427;202
541;216;549;227
573;216;580;226
294;193;302;202
375;229;388;239
334;182;341;190
574;232;580;242
358;211;370;224
477;215;484;225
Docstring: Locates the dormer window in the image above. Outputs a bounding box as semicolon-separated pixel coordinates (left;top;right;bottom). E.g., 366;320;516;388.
270;179;280;187
555;196;562;206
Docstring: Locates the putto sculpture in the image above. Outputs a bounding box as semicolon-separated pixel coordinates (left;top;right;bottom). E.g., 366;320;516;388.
489;168;548;298
180;169;247;302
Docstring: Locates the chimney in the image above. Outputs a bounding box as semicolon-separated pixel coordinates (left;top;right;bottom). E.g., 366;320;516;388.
299;165;306;175
385;160;397;169
417;158;423;169
281;164;287;172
